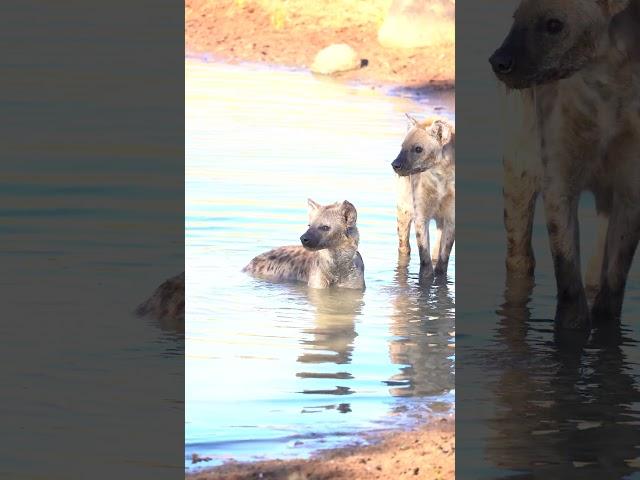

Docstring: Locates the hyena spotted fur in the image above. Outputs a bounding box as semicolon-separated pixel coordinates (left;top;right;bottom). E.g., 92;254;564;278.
392;115;455;278
136;272;185;330
243;199;365;289
490;0;640;329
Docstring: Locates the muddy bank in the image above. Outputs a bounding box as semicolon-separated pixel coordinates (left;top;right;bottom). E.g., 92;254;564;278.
187;416;454;480
185;0;454;89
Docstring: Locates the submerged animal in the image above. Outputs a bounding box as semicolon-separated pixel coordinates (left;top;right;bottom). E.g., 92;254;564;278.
135;272;185;331
243;199;365;289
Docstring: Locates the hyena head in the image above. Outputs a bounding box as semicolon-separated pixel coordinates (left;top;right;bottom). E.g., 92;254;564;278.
489;0;622;89
299;199;359;251
391;115;454;177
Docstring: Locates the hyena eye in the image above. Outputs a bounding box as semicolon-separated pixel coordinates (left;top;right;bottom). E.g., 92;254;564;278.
414;145;424;154
319;225;331;231
545;18;564;34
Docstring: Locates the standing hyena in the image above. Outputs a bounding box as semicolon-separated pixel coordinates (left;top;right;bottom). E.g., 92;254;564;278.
243;199;365;289
490;0;640;329
391;115;455;278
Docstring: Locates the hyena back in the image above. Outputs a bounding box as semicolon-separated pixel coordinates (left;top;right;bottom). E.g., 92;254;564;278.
392;115;455;278
243;199;365;289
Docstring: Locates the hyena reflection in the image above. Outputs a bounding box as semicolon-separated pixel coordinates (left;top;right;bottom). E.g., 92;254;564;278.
392;115;455;278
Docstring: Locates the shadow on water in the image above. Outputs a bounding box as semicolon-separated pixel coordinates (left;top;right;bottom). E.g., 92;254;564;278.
485;276;640;479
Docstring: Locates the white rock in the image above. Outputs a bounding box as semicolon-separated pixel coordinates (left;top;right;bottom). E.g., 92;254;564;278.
310;43;361;75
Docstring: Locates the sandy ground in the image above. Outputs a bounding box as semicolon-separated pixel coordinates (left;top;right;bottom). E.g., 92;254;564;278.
186;416;454;480
185;0;454;88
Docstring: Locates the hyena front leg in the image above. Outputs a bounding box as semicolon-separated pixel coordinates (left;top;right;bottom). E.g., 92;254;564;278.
414;214;433;276
584;211;609;299
542;179;589;330
396;175;413;256
432;219;443;263
435;219;455;276
591;197;640;324
503;157;539;277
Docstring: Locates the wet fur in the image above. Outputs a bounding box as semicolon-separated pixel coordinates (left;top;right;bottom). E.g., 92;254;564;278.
135;272;185;331
392;116;455;277
492;0;640;329
243;200;365;289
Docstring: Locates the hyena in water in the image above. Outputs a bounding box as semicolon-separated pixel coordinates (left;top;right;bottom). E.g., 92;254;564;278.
243;199;365;289
490;0;640;329
136;272;185;330
391;115;455;278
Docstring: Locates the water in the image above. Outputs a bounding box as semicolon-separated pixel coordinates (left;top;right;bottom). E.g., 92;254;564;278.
2;74;184;478
185;59;455;469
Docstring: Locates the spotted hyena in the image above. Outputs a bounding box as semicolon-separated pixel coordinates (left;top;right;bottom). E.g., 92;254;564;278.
243;199;365;289
391;115;455;278
136;272;185;330
490;0;640;329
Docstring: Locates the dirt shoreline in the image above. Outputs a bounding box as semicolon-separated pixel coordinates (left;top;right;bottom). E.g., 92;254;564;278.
186;415;454;480
185;0;454;89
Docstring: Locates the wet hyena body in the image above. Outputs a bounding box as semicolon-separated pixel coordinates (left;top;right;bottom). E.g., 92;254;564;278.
392;115;455;278
490;0;640;329
243;199;365;289
136;272;185;331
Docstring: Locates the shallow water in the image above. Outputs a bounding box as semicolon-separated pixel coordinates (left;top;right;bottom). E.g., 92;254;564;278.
185;60;455;469
458;185;640;479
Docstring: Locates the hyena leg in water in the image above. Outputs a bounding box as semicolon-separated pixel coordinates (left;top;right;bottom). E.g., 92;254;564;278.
414;214;433;275
396;176;413;256
591;197;640;323
432;219;443;263
542;179;589;330
503;158;538;277
435;219;454;276
584;211;609;299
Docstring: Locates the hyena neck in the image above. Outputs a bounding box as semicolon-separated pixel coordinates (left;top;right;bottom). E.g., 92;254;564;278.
315;233;360;281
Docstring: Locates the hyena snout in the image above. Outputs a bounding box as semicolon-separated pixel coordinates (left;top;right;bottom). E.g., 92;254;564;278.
392;151;408;175
489;48;514;75
300;229;321;249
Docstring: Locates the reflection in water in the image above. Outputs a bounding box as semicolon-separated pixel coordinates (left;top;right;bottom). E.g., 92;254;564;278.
297;288;363;397
487;277;640;478
388;260;455;398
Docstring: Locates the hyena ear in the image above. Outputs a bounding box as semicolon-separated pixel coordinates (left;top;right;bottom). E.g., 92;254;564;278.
430;120;453;146
610;1;640;59
405;113;419;131
307;198;321;211
341;200;357;227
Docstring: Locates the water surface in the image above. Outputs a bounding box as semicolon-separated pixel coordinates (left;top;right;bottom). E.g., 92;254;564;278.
185;60;455;469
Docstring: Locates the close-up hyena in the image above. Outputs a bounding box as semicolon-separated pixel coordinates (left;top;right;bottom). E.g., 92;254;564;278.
490;0;640;329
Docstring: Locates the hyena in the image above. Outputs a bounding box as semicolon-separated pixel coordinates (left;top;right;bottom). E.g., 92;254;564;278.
136;272;185;330
391;115;455;278
490;0;640;329
243;199;365;289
